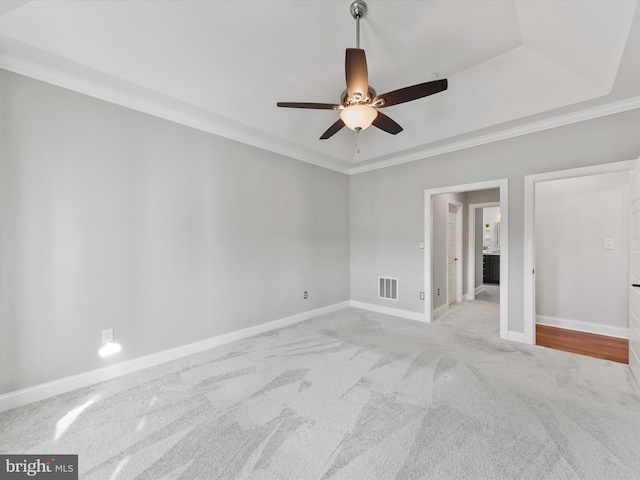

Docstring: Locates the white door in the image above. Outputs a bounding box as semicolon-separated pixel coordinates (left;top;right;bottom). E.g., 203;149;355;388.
630;156;640;384
448;208;457;305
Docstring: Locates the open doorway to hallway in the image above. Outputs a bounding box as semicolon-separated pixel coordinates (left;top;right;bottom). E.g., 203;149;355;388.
424;179;509;340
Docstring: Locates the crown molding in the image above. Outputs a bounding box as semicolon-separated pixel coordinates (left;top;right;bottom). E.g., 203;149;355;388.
2;52;639;177
349;95;640;174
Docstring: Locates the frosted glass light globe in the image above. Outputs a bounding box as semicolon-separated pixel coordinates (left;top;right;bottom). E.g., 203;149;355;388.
340;104;377;131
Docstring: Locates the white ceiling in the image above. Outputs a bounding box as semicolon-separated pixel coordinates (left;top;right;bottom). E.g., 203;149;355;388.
1;1;639;174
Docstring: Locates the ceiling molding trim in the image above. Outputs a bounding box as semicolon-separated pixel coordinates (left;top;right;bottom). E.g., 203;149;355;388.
349;95;640;175
0;53;351;175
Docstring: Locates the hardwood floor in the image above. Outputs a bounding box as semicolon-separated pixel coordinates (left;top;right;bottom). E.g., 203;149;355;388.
536;324;629;364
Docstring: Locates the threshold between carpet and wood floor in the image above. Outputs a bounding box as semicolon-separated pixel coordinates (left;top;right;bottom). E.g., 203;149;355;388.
536;324;629;364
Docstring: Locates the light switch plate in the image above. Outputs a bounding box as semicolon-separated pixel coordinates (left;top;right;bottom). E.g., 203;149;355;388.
604;239;614;250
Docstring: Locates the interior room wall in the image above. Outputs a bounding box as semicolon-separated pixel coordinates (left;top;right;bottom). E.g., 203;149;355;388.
466;190;500;205
349;107;640;335
0;70;350;395
535;171;630;336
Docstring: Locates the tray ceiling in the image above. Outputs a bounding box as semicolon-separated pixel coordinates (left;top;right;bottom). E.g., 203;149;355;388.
1;1;639;173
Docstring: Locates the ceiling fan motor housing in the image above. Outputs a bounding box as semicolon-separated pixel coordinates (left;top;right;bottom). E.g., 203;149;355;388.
340;87;377;107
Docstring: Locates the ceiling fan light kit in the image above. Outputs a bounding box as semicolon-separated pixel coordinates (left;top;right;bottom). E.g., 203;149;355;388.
277;0;448;143
340;104;377;131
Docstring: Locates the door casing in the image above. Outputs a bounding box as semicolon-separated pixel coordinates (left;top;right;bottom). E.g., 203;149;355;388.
629;156;640;384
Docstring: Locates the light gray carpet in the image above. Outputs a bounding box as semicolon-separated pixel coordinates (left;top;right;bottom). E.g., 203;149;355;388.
2;303;640;479
475;285;500;304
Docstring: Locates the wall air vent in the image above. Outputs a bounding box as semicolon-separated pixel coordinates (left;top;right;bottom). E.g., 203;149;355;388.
378;277;398;301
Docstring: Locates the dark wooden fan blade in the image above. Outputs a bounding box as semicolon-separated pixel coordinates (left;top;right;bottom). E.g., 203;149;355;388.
345;48;369;102
372;112;403;135
373;79;448;108
319;118;345;140
277;102;339;110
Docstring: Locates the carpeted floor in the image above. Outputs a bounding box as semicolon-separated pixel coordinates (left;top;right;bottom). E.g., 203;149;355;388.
1;302;639;479
475;284;500;304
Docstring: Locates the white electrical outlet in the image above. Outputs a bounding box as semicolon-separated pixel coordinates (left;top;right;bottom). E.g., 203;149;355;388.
604;239;614;250
102;328;114;344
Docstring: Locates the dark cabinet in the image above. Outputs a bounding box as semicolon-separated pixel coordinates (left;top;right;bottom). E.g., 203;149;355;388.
483;254;500;284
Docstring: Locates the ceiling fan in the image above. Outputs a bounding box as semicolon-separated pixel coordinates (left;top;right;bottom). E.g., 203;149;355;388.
277;0;448;141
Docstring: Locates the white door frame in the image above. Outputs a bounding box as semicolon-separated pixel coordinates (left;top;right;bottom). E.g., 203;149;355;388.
446;199;464;306
424;179;509;340
467;202;500;301
523;159;635;345
629;156;640;385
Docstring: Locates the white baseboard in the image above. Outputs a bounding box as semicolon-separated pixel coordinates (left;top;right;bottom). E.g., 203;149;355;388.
0;301;350;413
536;315;628;339
475;286;485;295
507;331;526;343
349;300;428;323
432;303;449;320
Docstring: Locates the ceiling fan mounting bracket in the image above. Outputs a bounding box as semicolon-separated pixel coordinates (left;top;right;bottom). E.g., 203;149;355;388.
350;0;367;20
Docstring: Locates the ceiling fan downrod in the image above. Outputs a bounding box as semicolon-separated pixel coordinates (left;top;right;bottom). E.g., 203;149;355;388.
350;0;367;49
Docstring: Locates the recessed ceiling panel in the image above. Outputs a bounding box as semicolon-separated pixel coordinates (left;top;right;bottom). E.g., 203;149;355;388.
362;0;522;86
516;0;637;92
347;45;608;163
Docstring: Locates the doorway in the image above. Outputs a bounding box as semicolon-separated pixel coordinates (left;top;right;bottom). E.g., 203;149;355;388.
424;179;509;340
523;160;634;345
480;205;501;303
467;202;501;305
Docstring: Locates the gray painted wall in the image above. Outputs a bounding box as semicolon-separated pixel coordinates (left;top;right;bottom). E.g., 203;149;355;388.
466;189;500;206
0;70;350;395
350;108;640;334
535;171;629;331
